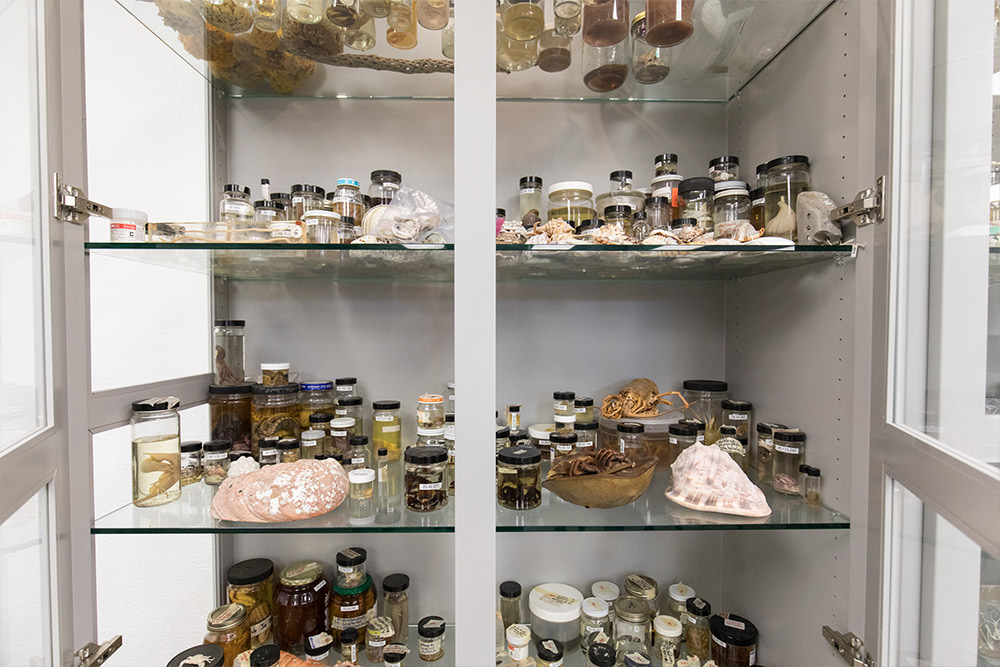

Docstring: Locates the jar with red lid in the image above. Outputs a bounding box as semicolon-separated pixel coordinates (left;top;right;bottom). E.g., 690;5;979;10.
274;561;330;655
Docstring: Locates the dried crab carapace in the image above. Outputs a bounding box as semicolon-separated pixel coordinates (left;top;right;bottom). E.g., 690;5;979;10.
601;378;690;420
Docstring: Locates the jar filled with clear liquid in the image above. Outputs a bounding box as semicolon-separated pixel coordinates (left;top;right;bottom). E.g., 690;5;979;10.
289;0;326;24
417;0;449;30
678;177;716;232
440;2;455;57
503;0;544;41
763;155;811;241
131;397;182;507
519;176;543;221
548;182;596;228
219;185;254;241
327;0;360;27
253;0;281;32
361;0;391;18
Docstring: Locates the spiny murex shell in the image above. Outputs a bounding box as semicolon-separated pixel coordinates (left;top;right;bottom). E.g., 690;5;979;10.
665;443;771;518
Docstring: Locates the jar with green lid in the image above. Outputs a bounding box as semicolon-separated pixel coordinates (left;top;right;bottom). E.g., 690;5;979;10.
372;400;402;462
537;638;564;667
210;383;253;453
614;596;652;659
299;429;323;459
580;598;611;655
335;396;365;436
547;182;596;229
251;383;300;458
204;603;250;666
496;445;542;510
772;429;806;495
180;440;203;486
299;381;336;428
652;615;682;665
417;616;446;661
763;155;811;240
275;561;329;654
630;11;670;84
130;396;182;508
367;616;396;663
681;380;728;444
624;573;658;617
227;558;276;649
404;446;449;512
550;431;578;461
329;573;377;646
574;421;598;454
678;177;715;232
682;597;712;662
754;421;786;484
383;573;410;644
203;440;231;485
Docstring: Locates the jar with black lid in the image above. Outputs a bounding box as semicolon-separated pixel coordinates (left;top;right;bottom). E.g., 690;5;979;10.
227;558;276;648
519;175;544;221
553;390;576;417
383;573;410;644
335;396;365;436
536;638;564;667
550;431;578;461
772;429;807;495
258;436;279;466
678;177;715;232
496;445;542;510
574;421;598;454
130;396;182;508
709;613;758;667
588;642;615;667
275;561;329;655
203;439;232;485
604;204;632;232
708;156;740;182
617;422;648;458
336;547;368;588
335;377;358;400
290;184;325;221
180;440;203;486
678;417;705;444
681;380;728;444
404;446;449;511
682;597;712;661
210;383;253;453
508;429;530;448
496;426;511;451
213;319;246;385
754;421;786;483
277;438;300;464
251;383;300;458
654;153;679;177
417;616;446;661
667;422;697;465
763;155;811;240
369;170;402;206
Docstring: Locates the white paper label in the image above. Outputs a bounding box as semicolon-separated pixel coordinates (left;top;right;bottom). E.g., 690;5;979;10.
448;394;455;401
109;222;138;242
375;415;395;422
377;467;385;482
250;615;272;639
382;424;400;433
448;449;456;457
696;435;705;443
574;406;586;413
669;437;678;444
419;482;442;491
369;639;386;647
553;403;568;411
338;565;353;573
341;604;360;612
585;625;604;634
775;444;802;454
261;448;277;457
332;430;347;437
556;444;573;452
351;457;365;465
729;413;748;420
723;617;746;630
335;409;348;416
507;644;528;660
539;440;550;448
336;385;352;391
205;451;228;461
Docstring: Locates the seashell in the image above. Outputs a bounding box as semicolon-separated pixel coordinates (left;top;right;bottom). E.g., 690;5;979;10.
641;230;680;245
533;219;576;237
526;232;551;244
732;221;763;243
689;232;715;245
665;443;771;518
765;196;796;238
351;235;387;244
496;221;529;244
591;224;632;245
549;231;586;244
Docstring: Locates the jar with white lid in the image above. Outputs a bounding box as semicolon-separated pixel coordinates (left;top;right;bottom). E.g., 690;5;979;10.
260;362;290;387
580;598;611;654
554;414;576;433
547;182;596;229
506;624;531;662
713;181;751;239
529;583;584;652
110;207;148;242
529;423;554;456
299;430;323;459
652;615;682;665
303;206;340;244
666;582;695;618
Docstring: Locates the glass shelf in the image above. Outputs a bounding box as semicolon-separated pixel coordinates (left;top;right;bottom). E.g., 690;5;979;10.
496;244;855;281
91;483;454;534
496;470;849;532
85;242;454;281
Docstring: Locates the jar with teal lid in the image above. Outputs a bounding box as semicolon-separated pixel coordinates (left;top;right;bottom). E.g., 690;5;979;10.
328;178;365;223
329;573;377;647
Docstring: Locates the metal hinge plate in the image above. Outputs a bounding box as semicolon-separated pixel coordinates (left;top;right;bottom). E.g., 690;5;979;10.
54;172;112;224
823;626;875;667
831;175;885;227
75;635;122;667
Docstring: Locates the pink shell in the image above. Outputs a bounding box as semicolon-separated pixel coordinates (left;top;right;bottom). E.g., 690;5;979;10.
211;459;349;523
665;443;771;518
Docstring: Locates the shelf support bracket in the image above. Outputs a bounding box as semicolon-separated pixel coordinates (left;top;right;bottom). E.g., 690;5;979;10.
54;172;112;224
831;175;885;227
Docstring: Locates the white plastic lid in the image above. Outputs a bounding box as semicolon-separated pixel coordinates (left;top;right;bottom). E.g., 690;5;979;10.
506;624;531;645
528;424;555;439
582;597;610;619
529;584;583;623
260;362;290;371
417;427;447;436
301;429;324;441
444;426;455;441
348;468;375;483
591;581;620;601
651;187;673;199
111;208;148;222
330;417;356;428
653;615;682;638
667;582;695;603
553;415;576;423
714;180;749;195
336;178;361;188
547;181;593;197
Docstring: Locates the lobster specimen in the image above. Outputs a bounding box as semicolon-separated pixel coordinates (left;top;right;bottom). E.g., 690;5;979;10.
601;378;689;419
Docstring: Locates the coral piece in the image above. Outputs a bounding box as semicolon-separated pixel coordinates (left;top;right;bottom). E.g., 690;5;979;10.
602;378;689;419
281;11;344;60
496;221;529;244
665;443;772;518
641;229;680;245
196;0;253;34
796;191;842;245
155;0;205;34
689;231;715;245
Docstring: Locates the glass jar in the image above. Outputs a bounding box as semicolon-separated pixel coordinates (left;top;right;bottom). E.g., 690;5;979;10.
444;425;456;496
653;173;684;221
349;468;375;500
538;26;572;72
506;404;522;431
721;400;753;440
552;390;575;417
614;596;652;658
496;445;542;510
617;422;648;457
387;1;418;49
604;205;632;231
417;394;446;429
299;429;323;459
180;441;202;486
334;396;364;435
643;196;671;231
227;558;276;649
277;438;300;464
260;363;290;387
548;182;596;228
555;7;582;36
219;186;255;241
382;644;408;666
270;192;292;212
682;597;712;662
444;382;455;415
805;466;822;506
307;412;334;453
591;581;620;619
203;439;231;485
583;41;628;92
340;628;362;663
130;397;182;508
654;153;679;177
550;431;578;461
630;211;650;242
328;417;356;457
506;624;531;662
252;0;281;32
498;33;538;71
404;446;449;511
582;0;628;47
644;0;693;46
528;424;554;456
334;547;367;588
108;207;146;242
581;598;612;654
713;182;751;239
623;651;652;667
250;383;300;458
204;603;251;666
416;427;447;448
630;12;670;84
749;186;766;231
588;643;615;667
298;381;335;427
499;580;522;630
346;13;377;51
763;155;811;240
372;400;402;462
529;583;583;652
519;176;544;221
624;573;658;617
383;573;410;644
258;436;280;466
677;418;705;444
303;638;333;665
536;639;564;667
753;421;785;483
652;615;682;665
417;616;446;662
681;380;728;444
369;170;402;206
346;435;371;471
666;583;694;618
715;425;746;470
303;206;339;244
290;0;327;23
678;177;715;232
440;3;455;57
367;617;396;663
502;0;543;41
290;184;325;221
253;199;286;230
388;0;413;28
213;320;246;385
327;179;364;222
772;429;806;495
335;377;358;401
329;575;376;646
573;397;595;424
709;613;758;667
753;163;767;190
496;427;511;452
209;384;253;454
709;156;740;183
362;0;391;17
415;0;448;29
667;422;697;465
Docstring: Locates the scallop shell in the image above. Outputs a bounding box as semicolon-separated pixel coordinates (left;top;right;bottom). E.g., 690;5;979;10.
665;443;772;518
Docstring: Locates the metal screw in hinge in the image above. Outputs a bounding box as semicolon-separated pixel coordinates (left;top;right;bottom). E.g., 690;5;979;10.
823;626;875;667
831;175;885;228
74;635;122;667
53;172;112;224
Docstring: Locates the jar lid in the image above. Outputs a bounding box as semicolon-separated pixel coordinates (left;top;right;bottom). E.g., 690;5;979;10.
405;445;448;464
254;199;286;210
588;643;615;667
554;414;576;424
670;217;698;228
633;210;647;221
249;644;281;667
686;596;712;617
224;184;250;195
214;319;246;327
203;439;230;452
497;445;542;465
291;183;325;195
668;582;695;602
591;581;620;601
709;155;740;167
309;412;335;423
678;177;715;194
756;162;767;174
335;377;357;385
722;399;753;411
330;417;356;428
655;153;679;164
808;466;821;476
335;178;360;188
348;437;367;449
499;580;521;598
251;383;299;395
340;628;359;644
303;638;331;658
614;596;650;623
373;400;401;410
333;573;373;597
624;573;657;600
418;616;446;638
678;418;705;431
719;425;737;436
206;603;247;631
348;468;375;484
553;390;575;400
382;645;408;662
550;431;578;443
536;638;564;661
277;438;299;450
750;186;764;199
167;645;225;667
623;651;652;667
765;154;810;170
496;208;506;217
631;10;646;31
609;169;633;180
369;616;396;639
338;396;363;406
528;424;555;439
618;422;645;434
774;428;806;442
506;624;531;645
604;204;631;216
574;421;599;431
300;381;333;391
519;175;543;187
131;396;180;412
301;429;324;441
508;404;521;412
180;440;202;452
529;583;583;622
271;192;289;201
416;427;446;437
445;413;455;424
383;573;410;593
668;422;698;437
508;429;529;442
227;558;274;586
496;426;511;439
645;196;670;207
709;613;759;646
547;181;593;197
209;383;253;395
653;614;682;638
336;547;367;566
756;421;787;434
418;393;444;404
682;379;728;392
582;597;610;619
714;179;749;193
371;169;402;183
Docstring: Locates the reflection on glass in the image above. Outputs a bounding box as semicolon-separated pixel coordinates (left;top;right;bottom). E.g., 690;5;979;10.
0;490;50;667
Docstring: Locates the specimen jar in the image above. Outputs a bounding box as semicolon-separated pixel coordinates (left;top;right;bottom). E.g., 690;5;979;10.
131;396;181;508
644;0;694;47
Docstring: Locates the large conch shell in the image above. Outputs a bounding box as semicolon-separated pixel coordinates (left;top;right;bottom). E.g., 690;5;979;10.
665;443;771;518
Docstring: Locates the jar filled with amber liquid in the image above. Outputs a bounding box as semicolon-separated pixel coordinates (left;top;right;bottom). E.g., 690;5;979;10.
404;446;449;512
496;445;542;510
204;603;251;666
329;573;377;646
275;561;329;655
251;383;300;458
210;383;253;453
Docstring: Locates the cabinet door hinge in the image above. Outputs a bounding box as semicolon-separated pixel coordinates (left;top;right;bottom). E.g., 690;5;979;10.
823;626;875;667
831;175;885;227
74;635;122;667
53;172;112;224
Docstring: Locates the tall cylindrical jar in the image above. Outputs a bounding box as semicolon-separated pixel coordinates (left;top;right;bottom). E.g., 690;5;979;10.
772;429;807;495
275;561;329;655
681;380;728;444
538;26;573;72
753;421;787;484
227;558;276;649
251;384;301;458
131;397;182;508
372;400;403;461
209;383;253;453
580;598;612;654
387;1;418;48
613;596;652;658
582;0;629;47
503;0;544;41
713;181;751;239
416;0;449;30
678;177;716;232
382;573;410;644
299;381;336;428
630;12;670;84
519;176;544;221
582;41;629;92
682;597;712;662
644;0;693;47
214;319;246;385
763;155;811;240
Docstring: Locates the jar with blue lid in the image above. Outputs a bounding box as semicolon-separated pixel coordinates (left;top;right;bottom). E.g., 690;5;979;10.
328;178;365;224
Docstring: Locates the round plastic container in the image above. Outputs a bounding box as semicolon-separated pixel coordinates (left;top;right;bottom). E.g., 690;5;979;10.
597;412;680;470
530;583;584;652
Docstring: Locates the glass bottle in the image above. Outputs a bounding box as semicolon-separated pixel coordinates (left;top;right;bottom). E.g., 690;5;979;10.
345;13;377;51
678;177;715;232
574;421;598;454
805;466;822;506
503;0;544;41
720;399;754;441
555;11;582;37
518;177;544;221
340;628;361;663
444;421;456;496
596;170;646;215
498;33;538;71
349;468;375;501
753;421;785;484
367;617;395;663
499;581;522;631
290;184;326;221
550;431;578;461
213;320;246;385
553;390;576;417
180;441;202;486
328;180;365;222
373;400;402;461
617;422;648;458
709;156;740;182
383;573;410;644
361;0;391;18
259;436;280;466
327;0;361;27
275;561;330;655
227;558;277;650
388;0;414;27
554;0;583;24
496;445;542;510
278;438;301;464
369;170;402;206
538;26;572;72
417;0;449;30
203;439;231;485
763;155;811;240
713;182;751;238
308;412;333;454
666;421;697;465
387;2;418;49
583;41;629;92
289;0;326;24
335;377;358;400
299;381;336;427
253;0;281;32
131;397;182;508
624;573;658;617
772;429;806;495
417;394;446;429
329;575;376;647
506;624;531;662
219;185;254;241
335;396;364;436
630;12;670;84
644;0;693;47
441;2;455;58
346;435;371;471
681;379;728;443
548;182;595;228
203;603;251;665
682;597;712;662
496;427;511;451
654;153;679;176
299;429;323;459
582;0;629;47
714;425;746;471
581;598;612;654
750;186;766;230
573;396;594;423
404;446;449;511
251;384;301;456
506;404;523;430
417;616;446;662
652;615;682;665
614;596;652;659
604;205;632;232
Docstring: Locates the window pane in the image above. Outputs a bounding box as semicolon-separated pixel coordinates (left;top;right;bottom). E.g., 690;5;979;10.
0;489;51;666
0;0;46;451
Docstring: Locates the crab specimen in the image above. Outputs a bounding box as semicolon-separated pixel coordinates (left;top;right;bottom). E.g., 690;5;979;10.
601;378;690;419
547;448;636;478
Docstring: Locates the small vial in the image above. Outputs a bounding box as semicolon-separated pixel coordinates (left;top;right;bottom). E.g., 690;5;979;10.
499;581;521;631
347;435;371;471
340;628;361;663
799;464;811;499
252;0;281;32
506;404;522;430
349;468;375;500
805;466;822;506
